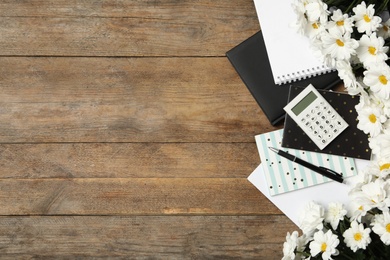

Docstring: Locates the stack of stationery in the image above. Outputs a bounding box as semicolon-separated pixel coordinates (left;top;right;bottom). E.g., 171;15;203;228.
225;0;373;227
226;32;341;126
226;0;342;126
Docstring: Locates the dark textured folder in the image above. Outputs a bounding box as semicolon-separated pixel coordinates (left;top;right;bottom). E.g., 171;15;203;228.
226;31;342;126
282;86;372;160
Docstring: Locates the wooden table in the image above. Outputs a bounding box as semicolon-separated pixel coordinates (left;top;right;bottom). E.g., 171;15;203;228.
0;1;297;258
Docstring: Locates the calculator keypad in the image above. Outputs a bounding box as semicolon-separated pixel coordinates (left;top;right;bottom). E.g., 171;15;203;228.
299;102;344;145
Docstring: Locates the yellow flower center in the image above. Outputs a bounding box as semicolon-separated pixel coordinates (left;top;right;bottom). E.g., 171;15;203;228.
336;39;344;47
380;163;390;171
364;14;371;22
359;205;364;211
386;224;390;233
384;25;389;32
312;23;319;29
369;114;377;123
379;75;388;85
321;243;327;252
336;20;344;26
354;233;362;241
368;46;377;55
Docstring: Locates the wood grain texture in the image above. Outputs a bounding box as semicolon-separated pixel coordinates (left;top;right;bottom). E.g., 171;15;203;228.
0;143;259;179
0;57;277;143
0;215;296;259
0;0;293;258
0;0;259;56
0;178;279;216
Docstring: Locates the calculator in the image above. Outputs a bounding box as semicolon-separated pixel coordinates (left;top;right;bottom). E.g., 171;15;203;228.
283;84;348;150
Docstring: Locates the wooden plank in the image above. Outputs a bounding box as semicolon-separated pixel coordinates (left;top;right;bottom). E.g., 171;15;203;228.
0;178;280;216
0;57;278;143
0;0;259;56
0;143;259;179
0;215;296;259
0;0;256;18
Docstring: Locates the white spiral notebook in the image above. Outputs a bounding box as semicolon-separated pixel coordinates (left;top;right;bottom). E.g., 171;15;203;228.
253;0;333;85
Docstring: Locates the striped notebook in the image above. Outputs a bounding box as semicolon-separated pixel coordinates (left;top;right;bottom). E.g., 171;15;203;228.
255;129;357;196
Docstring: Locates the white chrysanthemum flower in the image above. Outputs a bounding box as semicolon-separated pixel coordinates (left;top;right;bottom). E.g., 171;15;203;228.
384;98;390;117
381;138;390;158
384;120;390;133
304;0;329;23
353;2;382;35
335;60;363;95
355;157;390;182
321;30;358;60
377;156;390;178
282;231;299;260
309;230;339;259
325;202;347;230
327;9;354;35
356;104;386;137
353;178;390;212
346;200;368;222
372;211;390;245
310;37;337;68
291;0;308;35
304;20;326;39
370;133;390;158
356;33;388;67
355;86;371;110
363;62;390;99
378;19;390;39
343;221;371;252
299;201;324;236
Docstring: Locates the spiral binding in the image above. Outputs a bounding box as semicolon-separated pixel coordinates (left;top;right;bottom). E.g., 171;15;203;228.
275;66;335;85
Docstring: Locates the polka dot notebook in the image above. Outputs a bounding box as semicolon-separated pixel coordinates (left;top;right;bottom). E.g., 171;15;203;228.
282;86;372;160
255;129;357;196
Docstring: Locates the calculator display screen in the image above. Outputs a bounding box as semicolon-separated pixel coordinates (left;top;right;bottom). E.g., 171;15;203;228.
291;91;317;116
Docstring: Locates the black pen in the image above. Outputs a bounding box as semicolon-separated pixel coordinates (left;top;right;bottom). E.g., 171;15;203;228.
268;147;344;184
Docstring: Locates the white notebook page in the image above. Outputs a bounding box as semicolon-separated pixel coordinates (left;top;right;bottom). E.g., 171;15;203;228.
253;0;332;85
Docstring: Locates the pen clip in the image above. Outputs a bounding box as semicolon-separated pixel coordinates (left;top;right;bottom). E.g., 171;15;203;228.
319;166;343;178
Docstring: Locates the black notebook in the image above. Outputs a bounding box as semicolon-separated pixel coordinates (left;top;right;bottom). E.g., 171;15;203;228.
226;31;342;126
282;86;372;160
